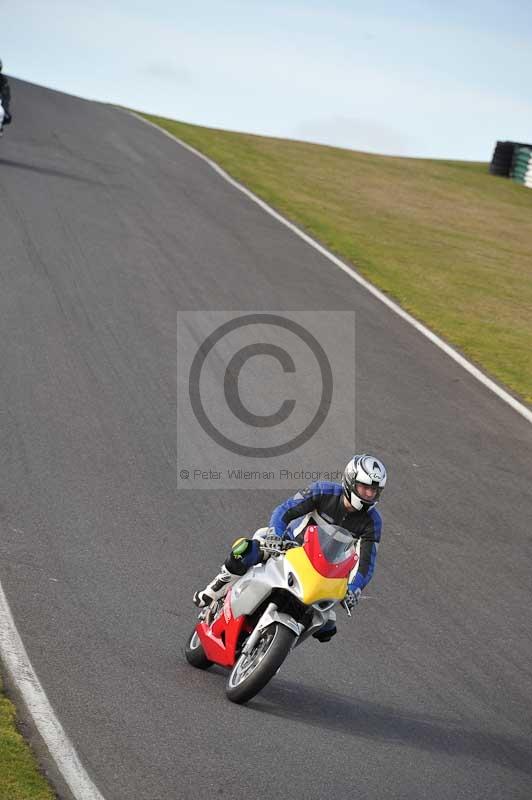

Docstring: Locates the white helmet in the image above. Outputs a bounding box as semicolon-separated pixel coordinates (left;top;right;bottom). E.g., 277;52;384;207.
342;454;387;511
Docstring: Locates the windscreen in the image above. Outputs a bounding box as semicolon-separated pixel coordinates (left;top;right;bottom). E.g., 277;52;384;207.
308;522;355;564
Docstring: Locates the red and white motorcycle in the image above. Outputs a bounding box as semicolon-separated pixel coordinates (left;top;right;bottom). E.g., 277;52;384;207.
185;523;357;704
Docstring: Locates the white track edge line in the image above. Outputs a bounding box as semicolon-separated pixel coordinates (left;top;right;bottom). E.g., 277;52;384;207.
0;581;105;800
128;109;532;425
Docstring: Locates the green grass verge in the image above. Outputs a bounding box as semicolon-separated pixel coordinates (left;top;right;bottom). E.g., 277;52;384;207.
0;677;56;800
141;113;532;405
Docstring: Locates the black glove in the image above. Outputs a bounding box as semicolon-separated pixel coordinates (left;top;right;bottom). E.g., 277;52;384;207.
262;530;296;553
343;588;361;612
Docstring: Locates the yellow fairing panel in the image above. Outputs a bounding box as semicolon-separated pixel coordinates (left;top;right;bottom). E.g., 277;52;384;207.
285;547;348;604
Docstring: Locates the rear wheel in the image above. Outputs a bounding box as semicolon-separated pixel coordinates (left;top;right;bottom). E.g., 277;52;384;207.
226;623;295;704
185;628;212;670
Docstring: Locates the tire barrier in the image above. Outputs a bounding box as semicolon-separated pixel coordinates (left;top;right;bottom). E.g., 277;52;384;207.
489;140;532;188
511;147;532;188
489;140;515;176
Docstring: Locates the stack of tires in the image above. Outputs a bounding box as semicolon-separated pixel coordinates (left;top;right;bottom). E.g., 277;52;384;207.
490;141;532;187
510;147;532;188
489;141;516;176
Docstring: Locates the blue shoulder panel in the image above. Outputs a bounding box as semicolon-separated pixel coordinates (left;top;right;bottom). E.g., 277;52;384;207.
315;481;343;496
269;481;342;536
349;508;383;592
349;542;378;593
368;507;383;542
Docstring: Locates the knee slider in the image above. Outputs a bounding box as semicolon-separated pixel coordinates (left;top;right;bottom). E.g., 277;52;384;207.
231;537;249;556
225;538;261;575
224;552;248;575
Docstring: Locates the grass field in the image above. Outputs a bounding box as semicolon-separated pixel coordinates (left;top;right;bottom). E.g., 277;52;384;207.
142;113;532;405
0;678;55;800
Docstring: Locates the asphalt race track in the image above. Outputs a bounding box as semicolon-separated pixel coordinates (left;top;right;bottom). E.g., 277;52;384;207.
1;79;531;800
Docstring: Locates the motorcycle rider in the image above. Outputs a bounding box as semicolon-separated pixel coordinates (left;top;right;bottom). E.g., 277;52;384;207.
0;60;12;134
194;454;387;642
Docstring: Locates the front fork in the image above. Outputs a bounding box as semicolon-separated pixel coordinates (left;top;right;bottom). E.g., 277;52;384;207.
241;602;304;655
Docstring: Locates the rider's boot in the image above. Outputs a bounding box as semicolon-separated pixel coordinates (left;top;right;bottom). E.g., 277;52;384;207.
312;619;337;642
312;610;338;643
193;565;238;608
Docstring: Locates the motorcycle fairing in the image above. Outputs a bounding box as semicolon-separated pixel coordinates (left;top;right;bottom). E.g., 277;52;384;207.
196;590;249;666
302;525;358;579
229;556;290;619
229;541;350;616
284;546;348;605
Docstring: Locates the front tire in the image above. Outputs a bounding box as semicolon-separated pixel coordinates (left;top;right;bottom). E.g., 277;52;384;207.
226;623;295;704
185;628;212;670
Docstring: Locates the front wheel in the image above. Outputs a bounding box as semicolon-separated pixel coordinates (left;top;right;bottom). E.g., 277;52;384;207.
226;623;296;704
184;628;212;670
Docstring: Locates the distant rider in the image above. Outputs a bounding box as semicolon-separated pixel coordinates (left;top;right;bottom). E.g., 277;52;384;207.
194;454;387;642
0;60;12;134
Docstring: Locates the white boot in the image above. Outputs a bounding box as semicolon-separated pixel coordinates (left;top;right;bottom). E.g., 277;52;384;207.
193;565;238;608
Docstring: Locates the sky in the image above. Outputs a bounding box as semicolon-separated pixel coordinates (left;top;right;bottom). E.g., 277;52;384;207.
4;0;532;160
